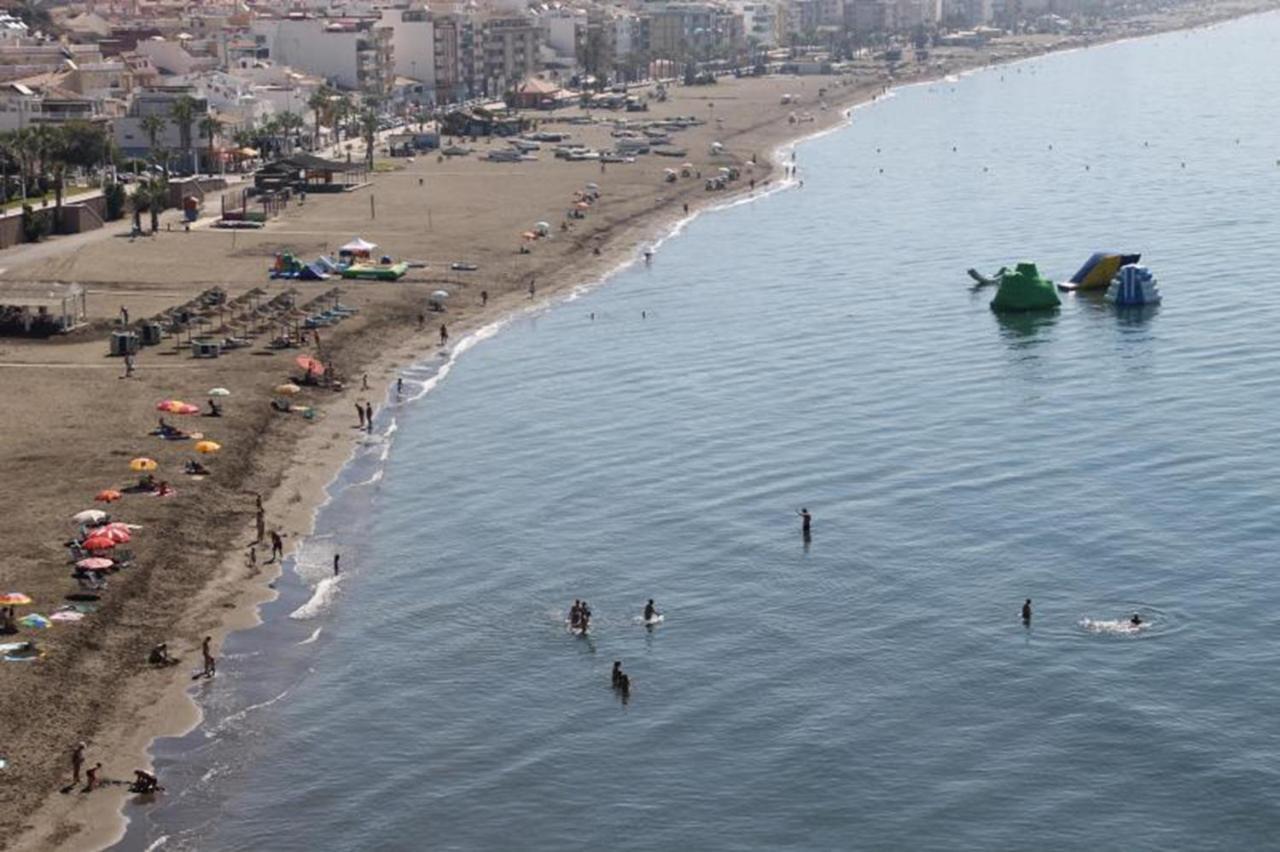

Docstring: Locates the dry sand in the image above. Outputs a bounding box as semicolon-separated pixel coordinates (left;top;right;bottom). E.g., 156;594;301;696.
1;4;1275;848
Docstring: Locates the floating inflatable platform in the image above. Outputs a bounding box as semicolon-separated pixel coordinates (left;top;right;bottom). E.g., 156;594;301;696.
1060;252;1141;292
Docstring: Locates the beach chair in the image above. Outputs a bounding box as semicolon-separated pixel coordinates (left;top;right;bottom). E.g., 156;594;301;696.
73;572;108;592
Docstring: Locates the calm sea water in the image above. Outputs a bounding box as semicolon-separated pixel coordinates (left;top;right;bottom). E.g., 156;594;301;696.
120;15;1280;851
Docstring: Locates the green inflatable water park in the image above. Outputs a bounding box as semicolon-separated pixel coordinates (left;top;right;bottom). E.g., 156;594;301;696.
990;262;1061;312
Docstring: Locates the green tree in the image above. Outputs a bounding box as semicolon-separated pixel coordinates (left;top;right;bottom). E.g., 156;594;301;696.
103;179;126;220
170;95;200;172
140;113;167;175
277;111;305;154
359;108;379;168
307;85;333;149
198;114;223;173
129;179;150;232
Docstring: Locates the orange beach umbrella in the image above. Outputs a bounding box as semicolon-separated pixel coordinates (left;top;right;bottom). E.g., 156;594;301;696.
82;534;116;551
130;458;158;472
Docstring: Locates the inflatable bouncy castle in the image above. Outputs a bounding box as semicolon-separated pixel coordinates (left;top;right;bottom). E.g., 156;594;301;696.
1105;264;1161;306
990;262;1061;312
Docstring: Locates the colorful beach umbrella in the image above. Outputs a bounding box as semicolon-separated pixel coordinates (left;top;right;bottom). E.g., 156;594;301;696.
296;355;325;376
81;535;116;551
94;489;122;503
90;524;131;543
18;614;50;629
173;403;200;415
130;458;158;472
76;558;114;571
195;440;221;454
0;593;32;606
208;388;231;397
275;383;302;396
73;509;108;524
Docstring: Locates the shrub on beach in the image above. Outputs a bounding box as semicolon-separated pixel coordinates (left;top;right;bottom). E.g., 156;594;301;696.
21;203;49;243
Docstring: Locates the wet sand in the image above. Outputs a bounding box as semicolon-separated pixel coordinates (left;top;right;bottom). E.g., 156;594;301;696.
1;3;1275;849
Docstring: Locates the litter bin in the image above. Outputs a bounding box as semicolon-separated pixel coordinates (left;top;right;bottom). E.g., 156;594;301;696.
140;322;163;346
109;331;140;357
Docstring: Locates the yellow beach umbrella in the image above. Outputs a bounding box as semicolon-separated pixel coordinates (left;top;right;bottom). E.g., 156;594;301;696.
275;383;302;396
130;457;158;472
195;440;221;454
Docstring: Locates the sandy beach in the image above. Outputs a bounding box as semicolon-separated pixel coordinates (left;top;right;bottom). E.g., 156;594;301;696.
1;2;1275;849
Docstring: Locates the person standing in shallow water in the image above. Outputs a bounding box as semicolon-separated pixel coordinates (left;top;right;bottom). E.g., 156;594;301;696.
1022;599;1032;624
798;508;812;537
364;402;373;432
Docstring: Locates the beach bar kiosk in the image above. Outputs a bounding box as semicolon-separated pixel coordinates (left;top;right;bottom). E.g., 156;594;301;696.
0;282;87;335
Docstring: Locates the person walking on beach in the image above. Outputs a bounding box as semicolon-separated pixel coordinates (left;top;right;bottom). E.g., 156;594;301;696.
201;636;216;679
439;323;449;346
798;508;812;538
417;313;426;331
269;530;284;563
84;762;102;793
396;378;403;397
356;403;365;429
119;305;129;326
71;742;86;785
481;290;489;307
364;402;373;432
333;553;341;576
362;374;370;390
123;352;136;379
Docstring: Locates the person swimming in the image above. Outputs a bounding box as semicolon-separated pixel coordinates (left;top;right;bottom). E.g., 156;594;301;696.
644;599;659;622
612;661;623;688
1130;613;1143;626
579;601;591;633
569;600;582;629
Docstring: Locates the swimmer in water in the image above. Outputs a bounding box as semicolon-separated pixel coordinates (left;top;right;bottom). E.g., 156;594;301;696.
569;599;582;629
1130;613;1143;627
612;661;623;688
798;508;812;537
1022;599;1032;624
644;599;659;622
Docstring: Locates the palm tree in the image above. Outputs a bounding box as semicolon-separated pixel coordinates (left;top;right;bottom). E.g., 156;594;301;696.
359;109;379;168
129;179;151;233
259;116;281;158
139;114;167;175
277;111;305;154
198;114;223;174
332;95;352;143
307;85;332;150
169;95;200;173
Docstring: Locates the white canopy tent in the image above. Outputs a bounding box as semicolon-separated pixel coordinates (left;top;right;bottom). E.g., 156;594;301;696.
0;282;87;333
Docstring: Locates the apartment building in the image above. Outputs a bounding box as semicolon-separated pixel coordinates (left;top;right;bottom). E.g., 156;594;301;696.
251;15;394;97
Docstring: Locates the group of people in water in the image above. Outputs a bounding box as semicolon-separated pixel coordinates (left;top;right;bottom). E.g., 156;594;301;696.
566;599;664;700
567;599;592;633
